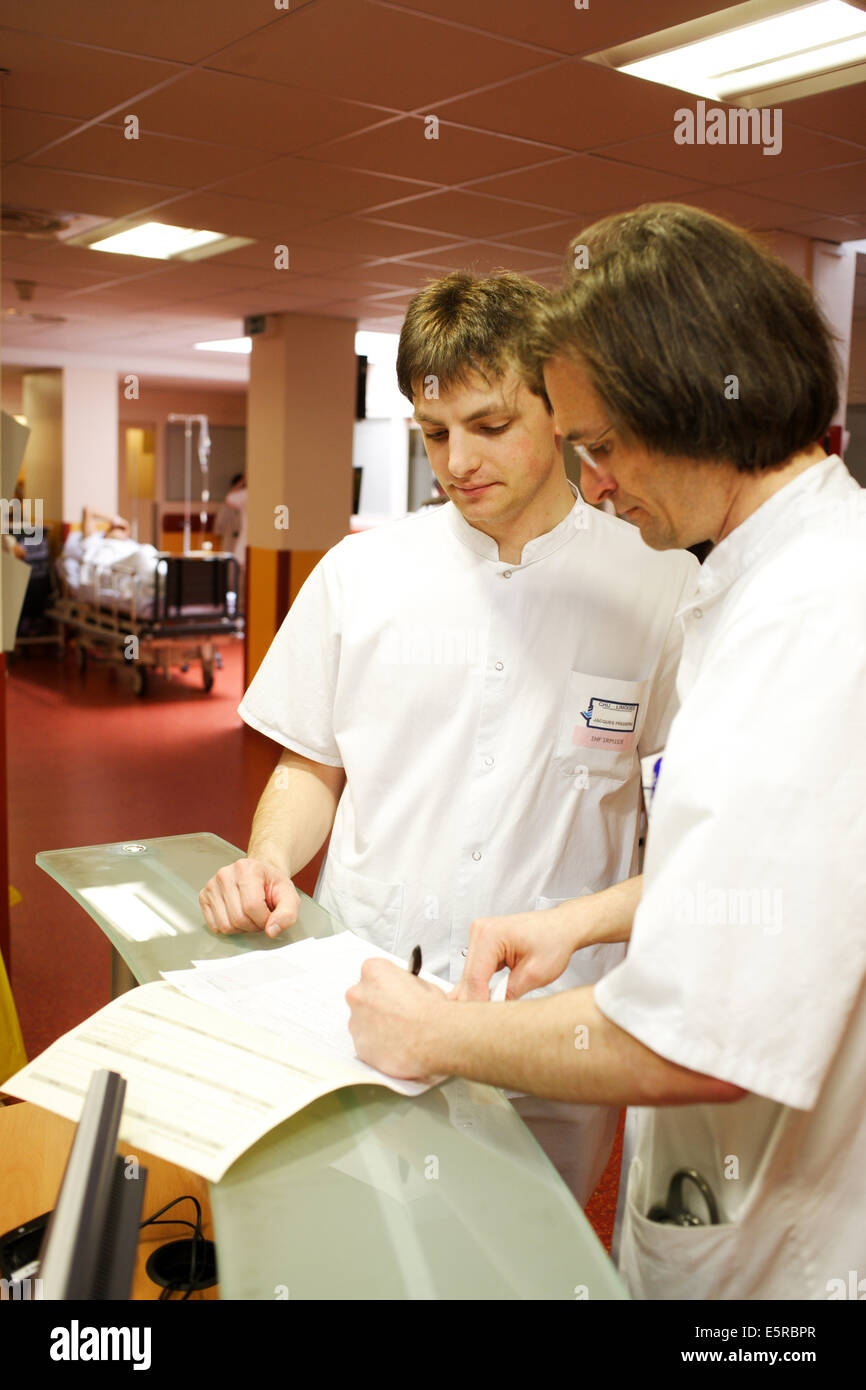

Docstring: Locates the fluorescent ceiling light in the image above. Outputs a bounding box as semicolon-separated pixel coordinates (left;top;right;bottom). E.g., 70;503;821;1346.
90;222;223;259
69;218;255;261
587;0;866;107
194;337;252;353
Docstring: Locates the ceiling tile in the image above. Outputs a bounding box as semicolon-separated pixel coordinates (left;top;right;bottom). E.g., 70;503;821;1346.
368;189;568;237
600;125;866;189
20;122;271;188
135;191;328;238
1;165;182;219
0;233;59;261
9;241;166;280
290;216;463;258
208;0;557;109
1;108;80;163
469;153;707;216
438;61;681;151
3;1;864;379
670;188;830;232
781;83;866;145
384;0;746;58
735;162;866;219
488;222;584;256
2;257;120;289
304;116;562;183
209;155;435;214
394;240;562;273
0;0;314;63
131;70;390;154
342;260;450;289
0;30;183;120
787;215;866;242
214;242;366;275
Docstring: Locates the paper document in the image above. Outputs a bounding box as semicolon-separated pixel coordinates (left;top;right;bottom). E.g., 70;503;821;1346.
163;932;449;1068
3;935;449;1182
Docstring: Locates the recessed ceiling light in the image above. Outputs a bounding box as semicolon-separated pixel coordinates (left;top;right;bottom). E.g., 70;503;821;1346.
67;218;255;261
90;223;224;259
586;0;866;107
193;338;252;353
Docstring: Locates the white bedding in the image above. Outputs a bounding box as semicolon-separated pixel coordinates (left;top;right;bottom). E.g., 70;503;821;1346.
59;534;159;613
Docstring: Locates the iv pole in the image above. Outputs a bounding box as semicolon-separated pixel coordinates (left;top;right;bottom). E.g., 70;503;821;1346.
167;414;211;554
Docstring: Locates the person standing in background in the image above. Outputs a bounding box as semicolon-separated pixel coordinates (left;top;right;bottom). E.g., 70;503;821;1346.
217;473;247;611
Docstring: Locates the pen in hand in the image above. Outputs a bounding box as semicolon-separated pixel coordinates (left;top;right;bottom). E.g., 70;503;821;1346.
409;945;422;976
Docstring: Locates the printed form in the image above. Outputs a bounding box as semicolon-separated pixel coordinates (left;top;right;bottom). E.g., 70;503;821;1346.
3;934;448;1182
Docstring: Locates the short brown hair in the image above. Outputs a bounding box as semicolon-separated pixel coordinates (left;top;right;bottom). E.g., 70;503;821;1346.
522;203;840;472
397;271;550;405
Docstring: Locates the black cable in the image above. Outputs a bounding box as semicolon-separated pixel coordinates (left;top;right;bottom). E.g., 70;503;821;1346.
139;1195;208;1299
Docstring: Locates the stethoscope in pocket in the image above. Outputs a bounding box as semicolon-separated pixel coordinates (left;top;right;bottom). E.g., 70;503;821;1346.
647;1169;721;1227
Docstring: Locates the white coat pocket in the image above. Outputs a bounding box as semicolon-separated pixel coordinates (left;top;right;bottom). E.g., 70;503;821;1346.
316;858;405;955
555;670;649;781
619;1173;739;1302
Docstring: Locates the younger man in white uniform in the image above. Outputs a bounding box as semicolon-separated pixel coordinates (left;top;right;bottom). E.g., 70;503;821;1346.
201;272;697;1203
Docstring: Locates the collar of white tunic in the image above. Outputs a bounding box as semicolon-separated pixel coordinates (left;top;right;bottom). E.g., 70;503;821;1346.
444;479;585;565
686;453;854;610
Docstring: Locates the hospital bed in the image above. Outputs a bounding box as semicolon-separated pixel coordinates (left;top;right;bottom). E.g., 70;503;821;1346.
49;550;243;696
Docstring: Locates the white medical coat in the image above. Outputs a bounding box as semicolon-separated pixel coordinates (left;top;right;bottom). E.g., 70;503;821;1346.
239;487;697;1200
595;455;866;1299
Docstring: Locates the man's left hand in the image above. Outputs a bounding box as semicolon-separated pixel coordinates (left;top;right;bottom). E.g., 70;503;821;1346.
346;959;448;1079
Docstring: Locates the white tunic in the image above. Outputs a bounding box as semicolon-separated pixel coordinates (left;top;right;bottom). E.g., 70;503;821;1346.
595;456;866;1299
239;488;697;1202
239;488;696;982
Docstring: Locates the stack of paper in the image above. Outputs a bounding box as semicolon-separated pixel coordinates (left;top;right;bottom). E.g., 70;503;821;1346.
3;934;449;1182
163;932;450;1069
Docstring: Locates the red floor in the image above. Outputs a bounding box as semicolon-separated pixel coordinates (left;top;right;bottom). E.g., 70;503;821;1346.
5;639;621;1246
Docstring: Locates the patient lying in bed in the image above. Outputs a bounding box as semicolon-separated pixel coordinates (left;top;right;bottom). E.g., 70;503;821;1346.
59;507;159;610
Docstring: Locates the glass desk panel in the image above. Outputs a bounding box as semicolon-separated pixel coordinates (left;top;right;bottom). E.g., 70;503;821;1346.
37;832;628;1300
37;832;335;984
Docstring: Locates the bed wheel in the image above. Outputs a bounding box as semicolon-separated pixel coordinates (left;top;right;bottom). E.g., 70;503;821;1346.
131;665;148;697
181;663;189;673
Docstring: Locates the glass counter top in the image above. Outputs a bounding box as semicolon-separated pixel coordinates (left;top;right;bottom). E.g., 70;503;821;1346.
37;832;628;1300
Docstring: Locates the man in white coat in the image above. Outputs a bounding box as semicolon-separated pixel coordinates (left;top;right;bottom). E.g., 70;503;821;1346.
200;270;697;1205
346;205;866;1300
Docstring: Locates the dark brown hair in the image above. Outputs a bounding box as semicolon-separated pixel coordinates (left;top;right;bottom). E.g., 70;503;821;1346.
522;203;840;472
397;271;551;405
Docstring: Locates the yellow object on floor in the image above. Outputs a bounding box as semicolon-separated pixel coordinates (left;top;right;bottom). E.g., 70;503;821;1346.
0;951;27;1086
9;885;22;907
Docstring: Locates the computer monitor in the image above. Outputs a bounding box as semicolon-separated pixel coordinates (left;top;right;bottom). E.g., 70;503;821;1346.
38;1069;146;1300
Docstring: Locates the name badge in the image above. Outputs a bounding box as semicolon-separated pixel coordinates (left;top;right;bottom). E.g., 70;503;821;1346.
573;696;639;751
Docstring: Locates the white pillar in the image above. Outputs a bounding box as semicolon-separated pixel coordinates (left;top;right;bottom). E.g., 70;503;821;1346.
62;367;119;523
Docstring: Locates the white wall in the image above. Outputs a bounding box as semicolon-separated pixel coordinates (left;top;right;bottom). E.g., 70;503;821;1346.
353;417;409;519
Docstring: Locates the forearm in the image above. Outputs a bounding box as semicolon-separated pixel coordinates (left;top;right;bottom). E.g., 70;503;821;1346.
560;875;643;951
419;986;743;1107
247;750;344;877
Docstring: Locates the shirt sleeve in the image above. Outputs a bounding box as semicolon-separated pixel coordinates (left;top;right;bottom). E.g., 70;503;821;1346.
638;551;699;758
596;549;866;1110
237;548;344;767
